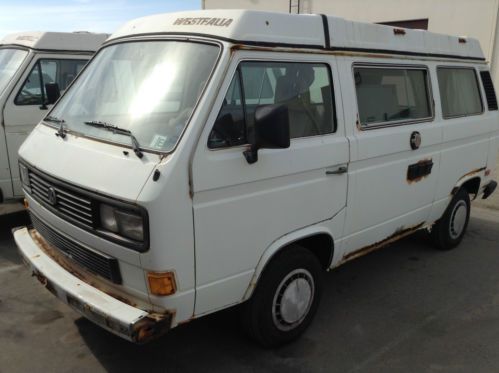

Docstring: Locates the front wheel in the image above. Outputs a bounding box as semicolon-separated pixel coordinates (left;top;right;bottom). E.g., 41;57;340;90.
240;245;323;347
431;188;470;250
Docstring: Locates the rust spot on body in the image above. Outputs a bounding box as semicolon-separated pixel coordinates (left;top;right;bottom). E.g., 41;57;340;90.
460;167;486;181
407;158;433;184
341;222;425;264
230;43;397;59
133;313;172;343
451;167;486;195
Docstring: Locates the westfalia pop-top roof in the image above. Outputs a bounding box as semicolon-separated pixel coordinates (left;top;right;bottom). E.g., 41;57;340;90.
0;32;109;53
107;9;485;61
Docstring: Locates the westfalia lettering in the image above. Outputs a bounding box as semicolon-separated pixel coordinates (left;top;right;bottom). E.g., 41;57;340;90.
173;17;233;27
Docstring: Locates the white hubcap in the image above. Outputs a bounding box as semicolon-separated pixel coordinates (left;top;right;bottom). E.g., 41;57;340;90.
449;200;468;239
272;269;314;331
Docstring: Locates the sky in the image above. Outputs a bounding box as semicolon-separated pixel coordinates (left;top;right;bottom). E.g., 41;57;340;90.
0;0;201;39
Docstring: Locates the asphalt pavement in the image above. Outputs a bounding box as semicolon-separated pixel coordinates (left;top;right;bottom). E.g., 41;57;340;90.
0;204;499;373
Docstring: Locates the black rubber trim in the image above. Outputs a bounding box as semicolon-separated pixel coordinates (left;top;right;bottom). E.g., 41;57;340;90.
330;46;486;61
320;15;330;49
104;31;324;50
105;31;486;62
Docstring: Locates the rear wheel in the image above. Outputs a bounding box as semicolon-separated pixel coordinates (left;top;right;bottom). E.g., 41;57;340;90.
431;188;470;250
240;245;323;347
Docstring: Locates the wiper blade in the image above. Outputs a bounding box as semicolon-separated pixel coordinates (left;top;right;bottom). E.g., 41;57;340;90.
45;115;67;139
44;115;64;124
84;120;143;159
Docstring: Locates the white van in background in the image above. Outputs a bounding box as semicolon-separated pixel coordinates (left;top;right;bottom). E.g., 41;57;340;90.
13;10;498;346
0;32;108;203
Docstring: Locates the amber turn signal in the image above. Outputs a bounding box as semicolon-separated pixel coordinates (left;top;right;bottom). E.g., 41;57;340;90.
147;271;177;296
23;198;29;209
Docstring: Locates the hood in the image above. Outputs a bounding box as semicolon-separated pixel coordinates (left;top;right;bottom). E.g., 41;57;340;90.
19;124;160;202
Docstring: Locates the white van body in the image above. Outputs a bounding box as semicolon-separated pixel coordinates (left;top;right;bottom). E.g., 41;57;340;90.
0;32;108;202
13;10;498;345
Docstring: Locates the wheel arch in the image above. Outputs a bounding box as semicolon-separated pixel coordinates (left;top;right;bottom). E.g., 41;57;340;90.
453;175;481;200
241;226;334;302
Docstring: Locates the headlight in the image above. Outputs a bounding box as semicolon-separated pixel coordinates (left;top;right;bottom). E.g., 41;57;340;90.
100;204;119;232
99;204;144;241
19;163;30;188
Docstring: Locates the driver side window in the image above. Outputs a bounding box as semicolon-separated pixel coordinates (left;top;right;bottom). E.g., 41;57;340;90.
208;70;247;149
208;61;335;149
15;59;87;106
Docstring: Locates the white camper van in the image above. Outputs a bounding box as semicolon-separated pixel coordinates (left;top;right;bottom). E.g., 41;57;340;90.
0;32;108;203
13;10;498;346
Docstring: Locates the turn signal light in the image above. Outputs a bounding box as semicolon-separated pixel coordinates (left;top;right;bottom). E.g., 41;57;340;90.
23;198;29;209
147;271;177;296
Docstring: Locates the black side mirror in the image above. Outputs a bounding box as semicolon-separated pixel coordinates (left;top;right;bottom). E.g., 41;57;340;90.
243;104;290;164
45;83;61;105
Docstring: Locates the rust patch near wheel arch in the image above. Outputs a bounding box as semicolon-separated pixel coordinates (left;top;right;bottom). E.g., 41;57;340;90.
456;167;486;184
451;167;486;195
340;222;425;264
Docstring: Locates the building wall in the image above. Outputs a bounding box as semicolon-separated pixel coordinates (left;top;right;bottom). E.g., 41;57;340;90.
202;0;291;13
203;0;499;86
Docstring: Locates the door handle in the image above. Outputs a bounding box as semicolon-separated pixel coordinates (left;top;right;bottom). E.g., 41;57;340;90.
326;166;348;175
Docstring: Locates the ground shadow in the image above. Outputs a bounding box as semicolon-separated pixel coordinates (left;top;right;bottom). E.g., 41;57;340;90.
75;231;449;373
0;210;30;265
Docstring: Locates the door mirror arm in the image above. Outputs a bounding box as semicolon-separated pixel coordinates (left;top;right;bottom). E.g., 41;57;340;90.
243;145;259;164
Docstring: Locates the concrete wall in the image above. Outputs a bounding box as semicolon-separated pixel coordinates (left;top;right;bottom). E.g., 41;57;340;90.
202;0;291;13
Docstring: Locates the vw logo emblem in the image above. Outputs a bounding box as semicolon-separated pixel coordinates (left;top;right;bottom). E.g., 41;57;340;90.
47;187;57;206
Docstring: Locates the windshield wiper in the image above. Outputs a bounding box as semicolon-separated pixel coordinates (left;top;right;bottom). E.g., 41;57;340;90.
84;120;143;159
45;115;67;139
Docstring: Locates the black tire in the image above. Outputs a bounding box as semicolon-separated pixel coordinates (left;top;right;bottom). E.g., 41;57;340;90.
431;188;470;250
240;245;323;347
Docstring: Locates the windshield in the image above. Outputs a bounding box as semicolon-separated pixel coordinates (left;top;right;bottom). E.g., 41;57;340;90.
0;48;28;95
49;41;220;152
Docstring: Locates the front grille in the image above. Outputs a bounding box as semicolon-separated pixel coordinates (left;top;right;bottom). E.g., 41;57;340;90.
27;168;95;229
21;161;149;252
31;213;122;284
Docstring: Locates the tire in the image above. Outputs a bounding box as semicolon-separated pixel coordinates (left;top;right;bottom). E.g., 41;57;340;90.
240;245;323;347
431;188;470;250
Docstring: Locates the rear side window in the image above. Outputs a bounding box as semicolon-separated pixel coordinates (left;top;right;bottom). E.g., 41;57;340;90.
208;61;335;149
354;66;432;128
479;70;498;111
15;58;87;106
437;67;483;118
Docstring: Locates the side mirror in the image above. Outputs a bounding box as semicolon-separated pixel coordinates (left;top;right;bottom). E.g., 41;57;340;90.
45;83;61;105
243;104;290;164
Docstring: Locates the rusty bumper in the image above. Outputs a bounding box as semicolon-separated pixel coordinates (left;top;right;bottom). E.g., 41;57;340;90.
13;226;171;343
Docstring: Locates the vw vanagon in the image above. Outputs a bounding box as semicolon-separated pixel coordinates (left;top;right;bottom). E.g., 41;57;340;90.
0;31;107;203
13;11;498;346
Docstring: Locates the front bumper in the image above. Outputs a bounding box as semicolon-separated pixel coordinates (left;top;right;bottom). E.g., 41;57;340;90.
13;226;172;343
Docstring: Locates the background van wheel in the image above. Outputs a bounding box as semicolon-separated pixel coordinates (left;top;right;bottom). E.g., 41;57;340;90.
431;188;470;250
240;245;323;347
